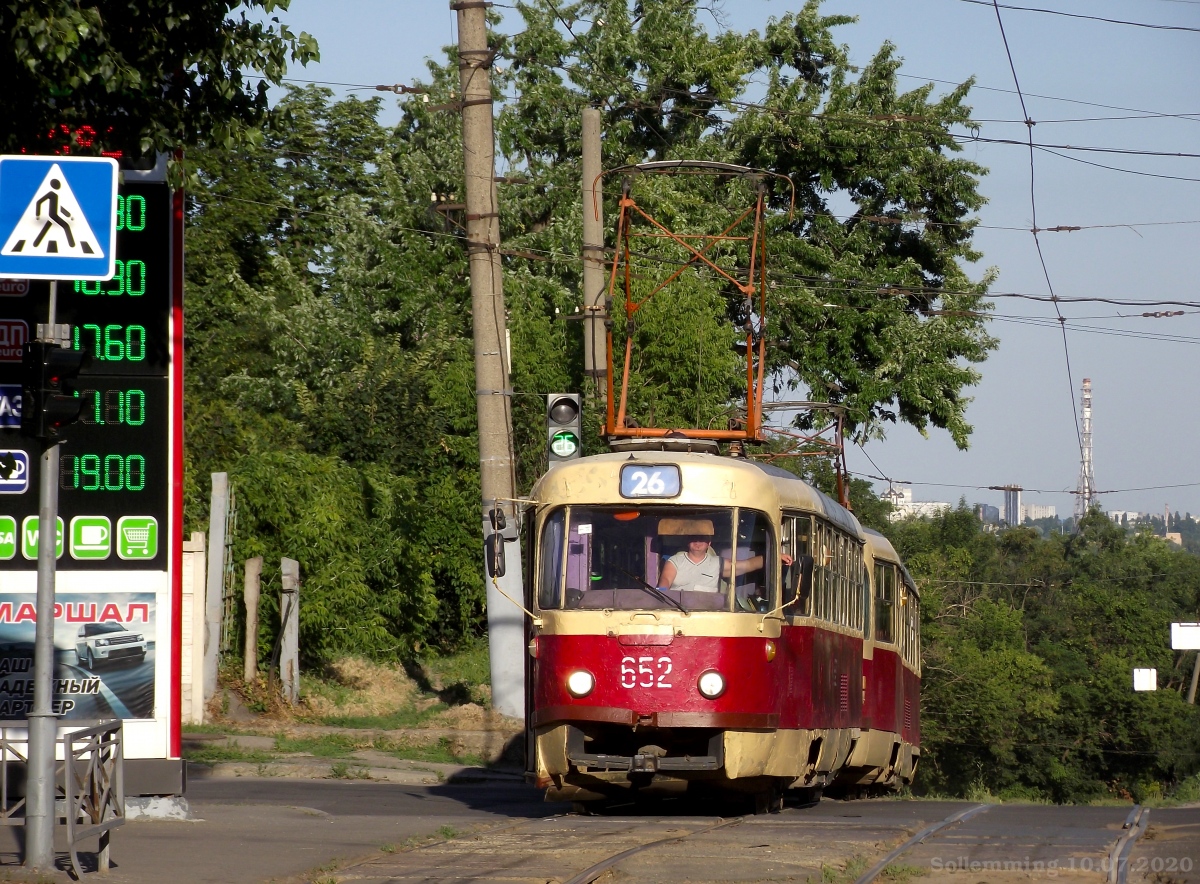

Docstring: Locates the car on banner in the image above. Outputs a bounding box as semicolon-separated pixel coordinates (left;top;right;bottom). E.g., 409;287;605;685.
74;621;146;669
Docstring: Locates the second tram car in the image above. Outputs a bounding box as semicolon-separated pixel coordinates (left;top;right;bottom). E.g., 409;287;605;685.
524;450;920;809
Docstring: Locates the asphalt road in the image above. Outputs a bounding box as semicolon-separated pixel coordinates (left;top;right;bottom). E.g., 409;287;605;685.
0;778;1190;884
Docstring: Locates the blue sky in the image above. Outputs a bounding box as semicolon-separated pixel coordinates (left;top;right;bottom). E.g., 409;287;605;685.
264;0;1200;518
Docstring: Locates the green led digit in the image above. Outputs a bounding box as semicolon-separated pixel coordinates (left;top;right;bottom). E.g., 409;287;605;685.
126;390;145;425
80;325;102;359
126;326;146;361
81;454;101;491
127;455;146;491
103;324;125;360
88;390;102;425
126;260;145;296
73;279;101;295
115;195;124;230
105;260;124;296
124;195;145;231
104;389;121;424
103;454;124;491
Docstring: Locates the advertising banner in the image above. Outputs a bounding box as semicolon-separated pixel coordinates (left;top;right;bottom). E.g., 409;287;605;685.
0;591;154;719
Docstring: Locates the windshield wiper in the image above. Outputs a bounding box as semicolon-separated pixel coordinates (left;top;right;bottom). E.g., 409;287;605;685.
615;566;689;615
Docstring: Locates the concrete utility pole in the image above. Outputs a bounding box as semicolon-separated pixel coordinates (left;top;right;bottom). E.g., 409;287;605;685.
454;0;526;720
581;108;606;384
243;556;263;683
279;558;300;704
204;472;229;702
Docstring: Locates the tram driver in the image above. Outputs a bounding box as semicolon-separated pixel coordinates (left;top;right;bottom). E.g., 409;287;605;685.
657;519;791;593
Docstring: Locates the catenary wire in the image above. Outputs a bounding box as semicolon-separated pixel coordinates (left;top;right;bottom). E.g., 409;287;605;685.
990;0;1085;469
952;0;1200;32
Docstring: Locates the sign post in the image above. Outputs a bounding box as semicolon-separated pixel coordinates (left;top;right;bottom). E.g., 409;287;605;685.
0;155;118;870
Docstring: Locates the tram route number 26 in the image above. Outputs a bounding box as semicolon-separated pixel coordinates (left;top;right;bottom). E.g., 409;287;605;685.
619;463;681;498
620;656;672;689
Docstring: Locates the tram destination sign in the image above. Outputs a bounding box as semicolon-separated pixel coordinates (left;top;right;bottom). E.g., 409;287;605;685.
0;181;171;571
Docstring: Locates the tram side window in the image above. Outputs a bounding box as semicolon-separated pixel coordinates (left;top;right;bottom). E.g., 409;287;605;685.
732;510;776;613
849;540;863;632
874;562;896;644
862;565;872;639
538;509;566;610
812;522;829;620
901;588;921;669
782;515;812;616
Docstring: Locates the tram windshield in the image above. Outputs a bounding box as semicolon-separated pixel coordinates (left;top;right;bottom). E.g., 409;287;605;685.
537;506;777;613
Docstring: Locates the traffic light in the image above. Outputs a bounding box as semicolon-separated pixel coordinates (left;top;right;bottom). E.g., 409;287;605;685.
546;393;583;464
21;341;86;440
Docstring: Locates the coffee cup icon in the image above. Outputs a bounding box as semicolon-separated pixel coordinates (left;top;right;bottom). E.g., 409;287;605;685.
79;522;108;544
80;524;108;546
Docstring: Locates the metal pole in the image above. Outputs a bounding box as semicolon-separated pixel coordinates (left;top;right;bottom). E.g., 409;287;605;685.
582;108;606;382
456;0;526;720
25;280;59;870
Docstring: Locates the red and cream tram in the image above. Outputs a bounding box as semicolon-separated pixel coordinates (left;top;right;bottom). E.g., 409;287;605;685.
524;450;920;809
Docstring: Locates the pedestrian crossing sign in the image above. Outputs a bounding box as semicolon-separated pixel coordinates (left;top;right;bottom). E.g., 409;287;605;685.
0;156;118;280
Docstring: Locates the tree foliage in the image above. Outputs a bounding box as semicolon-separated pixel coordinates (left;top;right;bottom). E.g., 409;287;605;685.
0;0;317;158
183;1;998;664
889;508;1200;802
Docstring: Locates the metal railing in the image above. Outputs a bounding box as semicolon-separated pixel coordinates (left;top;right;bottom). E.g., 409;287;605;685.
0;720;125;877
63;721;125;877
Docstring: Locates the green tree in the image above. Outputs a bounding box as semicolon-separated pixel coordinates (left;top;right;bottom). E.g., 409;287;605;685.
0;1;317;158
496;0;996;449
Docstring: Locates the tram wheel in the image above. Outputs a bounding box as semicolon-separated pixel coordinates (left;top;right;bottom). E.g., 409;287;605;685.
752;783;785;815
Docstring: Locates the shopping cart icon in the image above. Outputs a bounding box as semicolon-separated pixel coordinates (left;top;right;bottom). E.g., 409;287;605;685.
116;517;157;560
122;526;149;553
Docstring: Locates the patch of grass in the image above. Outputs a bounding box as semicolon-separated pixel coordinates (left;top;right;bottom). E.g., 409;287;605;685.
820;855;873;884
437;825;458;840
421;640;491;706
181;722;233;734
378;736;482;766
275;734;368;757
380;843;396;854
330;761;371;780
182;740;275;765
318;702;448;730
882;863;927;883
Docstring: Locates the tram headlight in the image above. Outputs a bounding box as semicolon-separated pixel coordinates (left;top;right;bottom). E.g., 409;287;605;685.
566;669;595;698
697;670;726;699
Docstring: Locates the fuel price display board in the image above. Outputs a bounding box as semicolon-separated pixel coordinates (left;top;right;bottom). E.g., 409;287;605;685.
0;162;183;783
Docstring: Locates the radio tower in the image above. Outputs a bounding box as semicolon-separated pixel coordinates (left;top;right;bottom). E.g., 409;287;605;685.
1074;378;1096;521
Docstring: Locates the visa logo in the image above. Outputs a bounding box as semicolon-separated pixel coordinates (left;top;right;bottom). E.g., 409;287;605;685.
0;450;29;494
0;321;28;363
0;385;20;428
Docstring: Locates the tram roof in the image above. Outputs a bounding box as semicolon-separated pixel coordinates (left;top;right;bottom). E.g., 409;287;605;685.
531;451;865;540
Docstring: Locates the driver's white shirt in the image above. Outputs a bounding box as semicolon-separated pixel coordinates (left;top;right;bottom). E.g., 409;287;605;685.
666;549;721;592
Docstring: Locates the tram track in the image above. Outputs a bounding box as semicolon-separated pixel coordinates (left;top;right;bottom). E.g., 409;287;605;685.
328;797;1175;884
853;803;992;884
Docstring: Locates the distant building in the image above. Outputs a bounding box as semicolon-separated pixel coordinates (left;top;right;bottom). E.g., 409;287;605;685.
1166;532;1183;546
975;503;1000;524
882;486;951;521
1022;504;1057;522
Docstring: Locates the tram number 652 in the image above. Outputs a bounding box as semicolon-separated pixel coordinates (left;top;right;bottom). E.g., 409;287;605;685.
620;656;672;689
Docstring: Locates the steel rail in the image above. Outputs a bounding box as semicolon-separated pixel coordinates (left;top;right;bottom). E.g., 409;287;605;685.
1109;805;1150;884
852;804;993;884
562;816;745;884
